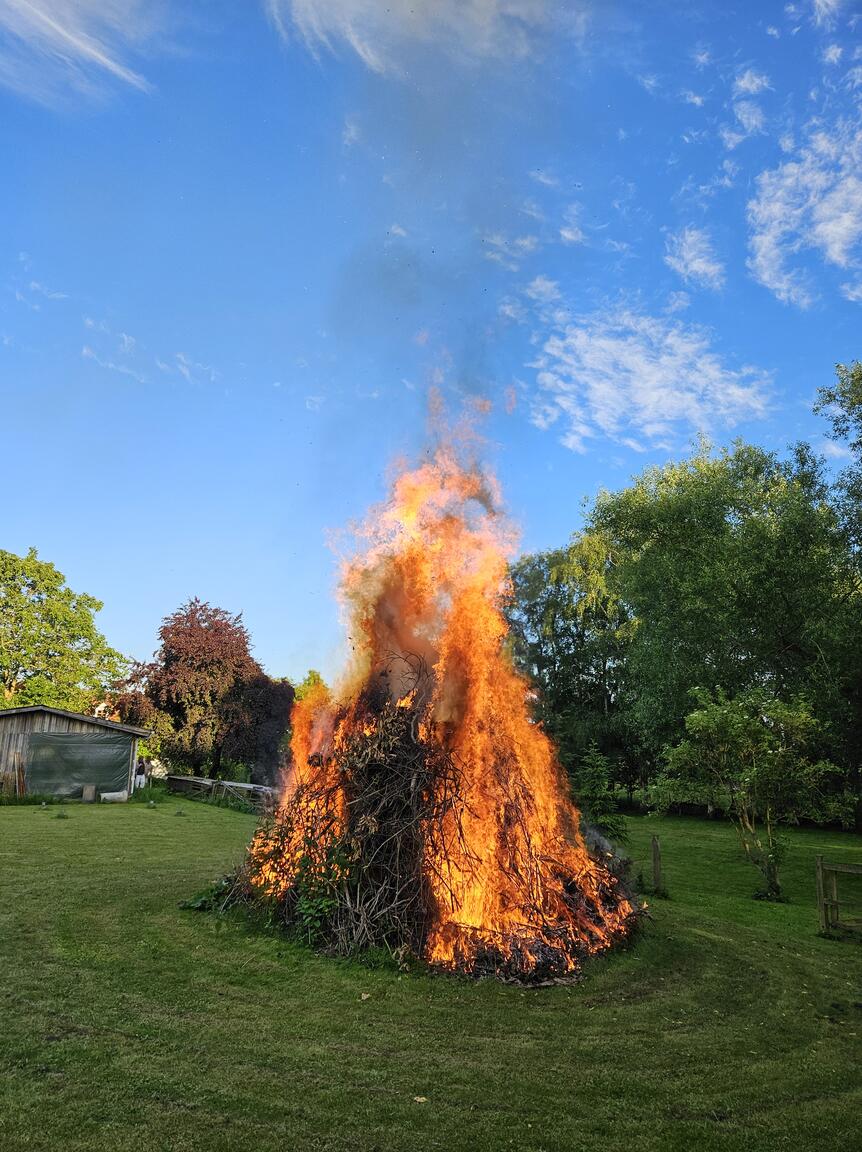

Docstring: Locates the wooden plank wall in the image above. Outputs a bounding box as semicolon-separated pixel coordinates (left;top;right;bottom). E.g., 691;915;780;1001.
0;712;133;795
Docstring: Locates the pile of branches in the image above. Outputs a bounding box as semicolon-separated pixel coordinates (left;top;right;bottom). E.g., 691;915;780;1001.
217;661;467;962
203;657;636;981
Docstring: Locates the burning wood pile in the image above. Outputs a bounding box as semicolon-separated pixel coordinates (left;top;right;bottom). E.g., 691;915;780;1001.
233;413;635;982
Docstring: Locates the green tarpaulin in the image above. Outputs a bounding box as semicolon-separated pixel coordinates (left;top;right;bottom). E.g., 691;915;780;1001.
26;732;132;798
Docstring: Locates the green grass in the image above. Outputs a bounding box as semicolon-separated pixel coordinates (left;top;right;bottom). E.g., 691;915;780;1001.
0;804;859;1152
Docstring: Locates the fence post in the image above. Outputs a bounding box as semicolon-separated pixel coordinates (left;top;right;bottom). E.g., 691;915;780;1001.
815;854;827;933
828;868;839;930
651;834;664;895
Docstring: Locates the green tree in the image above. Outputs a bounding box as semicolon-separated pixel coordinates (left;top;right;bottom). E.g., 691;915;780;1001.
658;689;852;899
507;535;632;779
0;547;125;711
814;360;862;827
295;669;326;701
569;743;627;842
589;441;853;770
814;359;862;549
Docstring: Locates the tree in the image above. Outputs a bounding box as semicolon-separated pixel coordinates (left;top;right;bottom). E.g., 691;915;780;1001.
568;743;627;842
588;441;854;770
295;669;326;701
220;672;294;786
507;535;632;776
813;361;862;827
117;599;294;781
0;547;124;711
658;689;852;899
815;359;862;549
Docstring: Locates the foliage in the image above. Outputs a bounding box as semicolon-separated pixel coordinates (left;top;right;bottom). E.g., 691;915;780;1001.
814;359;862;826
509;424;862;831
115;598;293;782
128;781;168;805
657;689;853;898
590;441;852;762
219;672;295;785
507;536;633;779
295;668;327;701
569;743;627;843
0;547;125;711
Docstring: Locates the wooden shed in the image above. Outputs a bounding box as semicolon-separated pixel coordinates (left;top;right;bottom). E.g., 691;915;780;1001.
0;707;151;800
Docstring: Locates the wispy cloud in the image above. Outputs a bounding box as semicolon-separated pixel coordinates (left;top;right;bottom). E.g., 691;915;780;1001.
482;232;539;271
559;203;585;245
524;293;769;451
529;168;559;188
0;1;161;104
812;0;843;28
175;351;216;385
664;226;725;290
733;68;771;96
82;344;145;383
29;279;66;300
524;274;561;303
721;98;767;149
266;0;574;73
747;119;862;306
342;114;360;147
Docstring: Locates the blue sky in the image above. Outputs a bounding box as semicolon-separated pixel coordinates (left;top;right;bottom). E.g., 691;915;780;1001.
2;0;861;682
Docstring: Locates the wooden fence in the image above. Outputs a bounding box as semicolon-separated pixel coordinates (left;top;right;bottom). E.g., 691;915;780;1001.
165;775;276;812
815;855;862;933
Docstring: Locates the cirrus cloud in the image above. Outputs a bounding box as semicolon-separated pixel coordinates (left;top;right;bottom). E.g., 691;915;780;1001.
523;288;769;452
664;226;726;290
0;0;163;103
265;0;581;73
747;118;862;306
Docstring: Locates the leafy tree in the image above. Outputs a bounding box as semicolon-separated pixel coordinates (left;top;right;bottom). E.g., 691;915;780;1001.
658;689;852;899
569;743;627;843
507;536;632;777
815;359;862;549
814;360;862;827
120;598;292;779
0;547;125;711
588;441;853;769
220;673;295;786
295;669;327;701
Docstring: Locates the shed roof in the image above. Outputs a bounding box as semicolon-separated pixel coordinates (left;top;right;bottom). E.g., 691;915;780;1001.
0;706;152;739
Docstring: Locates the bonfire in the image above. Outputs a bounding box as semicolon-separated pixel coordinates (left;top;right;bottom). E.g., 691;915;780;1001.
235;409;635;982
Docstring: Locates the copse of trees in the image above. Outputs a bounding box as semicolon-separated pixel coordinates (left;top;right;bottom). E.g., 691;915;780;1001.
508;362;862;885
116;598;294;786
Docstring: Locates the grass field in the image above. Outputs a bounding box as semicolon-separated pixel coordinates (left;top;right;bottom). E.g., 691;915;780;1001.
0;802;860;1152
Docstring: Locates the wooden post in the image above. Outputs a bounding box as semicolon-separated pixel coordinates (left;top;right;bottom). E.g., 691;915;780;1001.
651;834;663;895
828;868;839;930
815;855;827;932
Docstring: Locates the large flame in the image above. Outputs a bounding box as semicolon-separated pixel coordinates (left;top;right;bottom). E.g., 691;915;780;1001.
249;409;633;978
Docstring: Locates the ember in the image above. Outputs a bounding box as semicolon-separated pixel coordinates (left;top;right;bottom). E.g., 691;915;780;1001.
242;406;635;981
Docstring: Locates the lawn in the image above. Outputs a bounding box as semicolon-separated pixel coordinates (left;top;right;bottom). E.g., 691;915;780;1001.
0;802;859;1152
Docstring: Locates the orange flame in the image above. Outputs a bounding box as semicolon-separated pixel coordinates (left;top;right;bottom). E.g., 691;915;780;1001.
251;407;633;977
